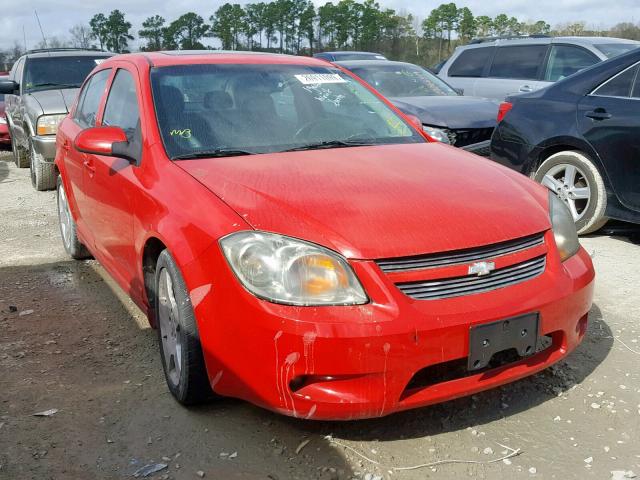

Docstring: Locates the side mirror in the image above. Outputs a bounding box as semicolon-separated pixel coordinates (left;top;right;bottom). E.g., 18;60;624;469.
74;126;138;164
0;79;18;94
454;88;464;95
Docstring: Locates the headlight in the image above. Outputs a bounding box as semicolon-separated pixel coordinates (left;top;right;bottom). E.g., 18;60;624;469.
549;191;580;261
36;114;66;135
220;231;368;306
422;125;451;144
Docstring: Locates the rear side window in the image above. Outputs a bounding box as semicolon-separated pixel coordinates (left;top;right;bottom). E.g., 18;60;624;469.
74;69;111;128
489;45;548;80
545;45;599;81
448;47;493;77
593;65;639;98
632;68;640;98
102;69;140;134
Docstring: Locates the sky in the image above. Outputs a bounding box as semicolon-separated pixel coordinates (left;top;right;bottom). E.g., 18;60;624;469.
1;0;638;51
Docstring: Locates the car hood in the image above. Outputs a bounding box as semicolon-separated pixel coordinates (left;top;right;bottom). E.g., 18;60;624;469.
27;88;80;115
178;143;550;260
389;96;500;129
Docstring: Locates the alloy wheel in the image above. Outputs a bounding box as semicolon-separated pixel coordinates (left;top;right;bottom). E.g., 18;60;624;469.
541;163;591;221
57;183;73;250
158;268;183;387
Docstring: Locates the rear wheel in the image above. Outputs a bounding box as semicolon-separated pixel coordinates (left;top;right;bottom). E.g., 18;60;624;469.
534;151;608;235
57;176;90;259
11;133;29;168
155;250;213;405
30;140;57;191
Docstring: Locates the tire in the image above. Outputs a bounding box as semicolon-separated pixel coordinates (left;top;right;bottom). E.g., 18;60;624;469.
11;132;29;168
30;140;57;191
534;151;608;235
155;250;213;405
56;176;91;260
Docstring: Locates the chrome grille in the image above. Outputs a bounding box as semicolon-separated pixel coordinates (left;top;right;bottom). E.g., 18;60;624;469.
397;255;546;300
376;233;545;273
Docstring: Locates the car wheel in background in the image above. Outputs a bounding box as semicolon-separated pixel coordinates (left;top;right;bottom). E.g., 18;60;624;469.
56;176;91;259
534;151;608;235
30;140;57;191
155;250;213;405
11;133;29;168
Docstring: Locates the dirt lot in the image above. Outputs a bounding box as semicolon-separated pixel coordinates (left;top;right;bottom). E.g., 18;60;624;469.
1;149;639;480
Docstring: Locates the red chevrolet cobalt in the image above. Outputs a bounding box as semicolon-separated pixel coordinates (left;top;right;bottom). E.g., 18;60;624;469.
54;52;594;420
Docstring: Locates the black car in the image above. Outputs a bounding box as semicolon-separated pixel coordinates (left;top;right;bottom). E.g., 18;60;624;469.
491;48;640;234
338;60;499;156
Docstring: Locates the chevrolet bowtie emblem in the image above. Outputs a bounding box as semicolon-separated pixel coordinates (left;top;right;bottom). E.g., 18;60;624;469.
468;261;496;276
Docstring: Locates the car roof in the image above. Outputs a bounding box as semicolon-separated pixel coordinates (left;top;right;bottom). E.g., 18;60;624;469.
317;51;385;55
462;36;640;49
100;51;332;68
24;50;114;59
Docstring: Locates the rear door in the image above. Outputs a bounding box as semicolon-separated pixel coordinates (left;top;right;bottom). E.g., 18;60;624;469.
474;44;549;100
82;65;142;286
577;62;640;211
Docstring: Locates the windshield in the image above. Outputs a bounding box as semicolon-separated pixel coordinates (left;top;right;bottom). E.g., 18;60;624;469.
150;63;423;159
349;63;457;98
595;43;640;58
24;56;109;93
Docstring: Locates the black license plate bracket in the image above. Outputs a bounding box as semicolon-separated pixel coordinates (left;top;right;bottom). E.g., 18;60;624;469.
468;313;539;371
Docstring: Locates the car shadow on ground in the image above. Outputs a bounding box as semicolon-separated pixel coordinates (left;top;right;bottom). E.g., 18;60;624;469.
280;303;612;444
0;259;355;480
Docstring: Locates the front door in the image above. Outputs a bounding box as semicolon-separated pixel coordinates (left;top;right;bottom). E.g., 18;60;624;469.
577;62;640;211
82;66;142;287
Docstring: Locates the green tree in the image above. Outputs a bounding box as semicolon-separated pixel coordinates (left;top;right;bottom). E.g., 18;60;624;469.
166;13;209;50
105;10;133;53
318;2;337;48
475;15;493;37
493;13;510;35
211;3;246;50
139;15;166;51
89;13;109;50
456;7;475;41
299;2;317;53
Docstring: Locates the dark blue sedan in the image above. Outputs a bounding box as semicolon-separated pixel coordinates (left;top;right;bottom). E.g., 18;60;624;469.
337;60;500;156
491;47;640;234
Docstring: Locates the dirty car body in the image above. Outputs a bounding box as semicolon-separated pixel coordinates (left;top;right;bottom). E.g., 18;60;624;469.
55;51;594;420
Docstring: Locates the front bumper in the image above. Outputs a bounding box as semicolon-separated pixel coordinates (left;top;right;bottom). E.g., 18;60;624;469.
31;135;57;162
184;232;594;420
461;139;491;157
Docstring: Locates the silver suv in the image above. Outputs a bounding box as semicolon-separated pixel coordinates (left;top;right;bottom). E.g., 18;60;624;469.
0;48;113;190
438;36;640;101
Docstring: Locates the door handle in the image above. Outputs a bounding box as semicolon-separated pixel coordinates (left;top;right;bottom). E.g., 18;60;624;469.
519;85;533;93
585;108;612;121
83;158;96;176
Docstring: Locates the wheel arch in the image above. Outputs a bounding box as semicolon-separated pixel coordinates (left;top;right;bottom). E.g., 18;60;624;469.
141;236;168;328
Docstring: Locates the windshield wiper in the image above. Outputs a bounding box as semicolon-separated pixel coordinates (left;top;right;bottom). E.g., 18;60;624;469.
281;139;376;152
29;83;80;90
172;149;256;160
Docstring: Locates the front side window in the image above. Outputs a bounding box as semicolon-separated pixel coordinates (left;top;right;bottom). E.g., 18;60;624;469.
103;70;140;135
351;64;457;98
150;63;423;159
545;45;599;81
448;47;493;77
593;65;639;98
489;45;548;80
74;69;111;128
23;56;110;93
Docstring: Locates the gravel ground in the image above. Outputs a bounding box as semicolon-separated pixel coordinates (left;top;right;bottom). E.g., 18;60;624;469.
1;148;639;480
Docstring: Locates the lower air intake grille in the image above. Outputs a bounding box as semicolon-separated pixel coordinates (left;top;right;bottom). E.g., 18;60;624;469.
397;255;546;300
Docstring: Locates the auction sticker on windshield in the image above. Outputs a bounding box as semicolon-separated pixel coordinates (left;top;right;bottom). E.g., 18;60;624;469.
295;74;347;85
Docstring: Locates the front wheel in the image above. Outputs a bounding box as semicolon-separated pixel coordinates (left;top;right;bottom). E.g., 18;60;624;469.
534;151;608;235
11;133;29;168
155;250;213;405
30;140;57;191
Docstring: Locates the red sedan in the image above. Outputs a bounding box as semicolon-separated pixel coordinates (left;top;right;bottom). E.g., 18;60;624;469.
54;52;594;420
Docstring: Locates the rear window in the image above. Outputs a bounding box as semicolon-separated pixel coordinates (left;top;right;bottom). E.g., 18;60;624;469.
448;47;493;77
593;65;639;97
595;43;640;58
489;45;548;80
